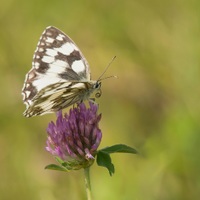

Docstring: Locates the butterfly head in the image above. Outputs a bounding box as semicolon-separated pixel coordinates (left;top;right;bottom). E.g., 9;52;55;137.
94;81;102;98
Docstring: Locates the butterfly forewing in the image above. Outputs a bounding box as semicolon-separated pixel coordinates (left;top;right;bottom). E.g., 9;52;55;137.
22;26;100;117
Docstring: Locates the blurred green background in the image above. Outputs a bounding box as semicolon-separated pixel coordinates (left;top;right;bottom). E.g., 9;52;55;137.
1;0;200;199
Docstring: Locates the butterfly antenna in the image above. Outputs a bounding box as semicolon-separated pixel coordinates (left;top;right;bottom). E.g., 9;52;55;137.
97;56;116;81
99;75;118;81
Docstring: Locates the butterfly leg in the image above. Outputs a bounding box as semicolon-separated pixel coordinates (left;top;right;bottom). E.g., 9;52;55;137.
89;98;95;102
89;98;99;106
76;99;84;108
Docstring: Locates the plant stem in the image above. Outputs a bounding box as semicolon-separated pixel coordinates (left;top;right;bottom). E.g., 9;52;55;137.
84;167;92;200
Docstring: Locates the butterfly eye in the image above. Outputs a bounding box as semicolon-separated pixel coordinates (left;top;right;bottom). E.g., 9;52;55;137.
94;82;101;89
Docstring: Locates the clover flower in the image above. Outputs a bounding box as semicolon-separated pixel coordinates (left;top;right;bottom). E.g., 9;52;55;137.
46;102;102;170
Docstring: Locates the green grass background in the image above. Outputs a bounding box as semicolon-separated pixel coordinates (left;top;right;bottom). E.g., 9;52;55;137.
1;0;200;199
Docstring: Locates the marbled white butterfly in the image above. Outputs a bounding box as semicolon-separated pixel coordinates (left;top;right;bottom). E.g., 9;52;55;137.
22;26;104;117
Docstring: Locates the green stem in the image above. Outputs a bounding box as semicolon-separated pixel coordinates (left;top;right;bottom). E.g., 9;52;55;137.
84;167;92;200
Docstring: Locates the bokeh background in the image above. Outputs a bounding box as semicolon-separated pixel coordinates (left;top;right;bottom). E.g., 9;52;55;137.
1;0;200;199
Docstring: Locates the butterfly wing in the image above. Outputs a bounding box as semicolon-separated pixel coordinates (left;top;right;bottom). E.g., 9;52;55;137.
23;81;94;117
22;26;91;117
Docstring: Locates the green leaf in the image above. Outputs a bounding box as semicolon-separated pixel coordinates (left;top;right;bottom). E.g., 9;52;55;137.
45;164;69;172
96;151;115;176
99;144;138;154
96;144;138;176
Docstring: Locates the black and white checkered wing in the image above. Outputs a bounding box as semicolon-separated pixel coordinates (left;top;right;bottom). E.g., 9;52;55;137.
22;26;92;117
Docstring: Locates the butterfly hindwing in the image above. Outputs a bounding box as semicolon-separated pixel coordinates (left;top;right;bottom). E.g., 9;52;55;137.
23;81;94;117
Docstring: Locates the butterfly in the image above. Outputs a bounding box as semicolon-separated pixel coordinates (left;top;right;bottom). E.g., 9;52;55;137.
22;26;104;117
